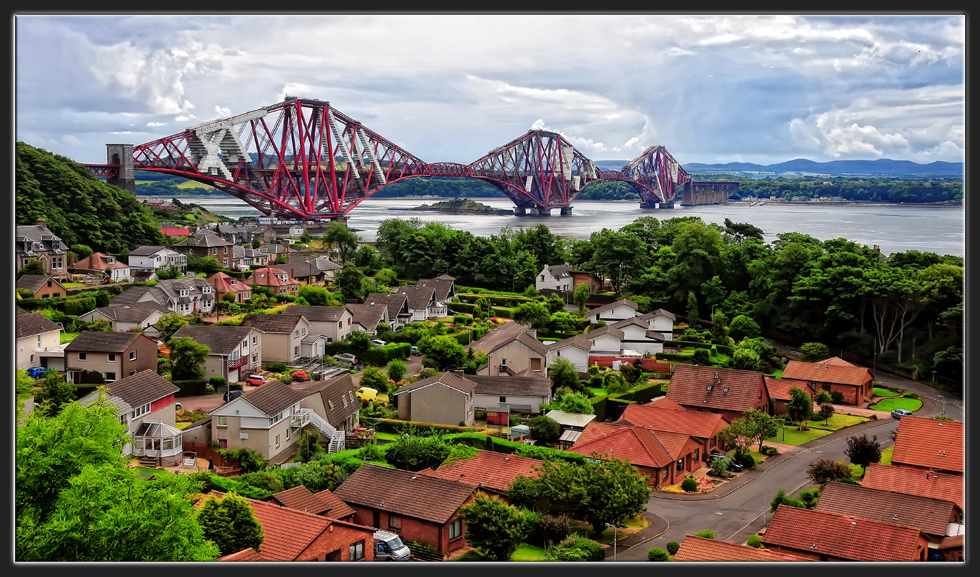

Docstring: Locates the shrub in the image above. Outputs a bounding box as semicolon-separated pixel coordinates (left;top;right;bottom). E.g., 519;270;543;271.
665;541;680;555
680;476;699;492
692;348;711;365
694;529;715;539
830;391;845;403
733;446;757;470
264;362;287;373
546;535;606;562
647;547;671;561
746;535;763;548
208;375;227;389
760;446;779;456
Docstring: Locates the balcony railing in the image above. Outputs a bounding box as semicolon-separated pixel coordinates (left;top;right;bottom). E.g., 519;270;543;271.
228;355;247;370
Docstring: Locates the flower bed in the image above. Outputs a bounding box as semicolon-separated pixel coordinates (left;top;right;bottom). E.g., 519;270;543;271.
659;476;724;494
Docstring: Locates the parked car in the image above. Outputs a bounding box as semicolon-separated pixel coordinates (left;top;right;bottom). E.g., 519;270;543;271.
223;389;244;402
707;453;744;472
26;367;49;379
411;346;421;356
334;353;357;366
373;529;410;561
371;339;387;347
356;387;378;403
246;374;271;386
891;408;913;419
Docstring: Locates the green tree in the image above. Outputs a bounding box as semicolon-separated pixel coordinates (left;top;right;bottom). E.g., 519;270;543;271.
70;244;94;260
187;255;222;275
573;282;591;315
513;301;551;330
805;458;853;486
168;336;211;380
528;415;561;445
728;314;761;341
817;402;836;424
15;368;34;416
335;262;366;302
33;371;77;417
156;312;189;342
731;347;761;371
546;391;594;415
417;335;466;370
685;290;700;329
195;491;265;557
322;221;360;263
18;259;46;277
799;342;830;362
786;386;814;423
844;433;882;473
297;430;323;462
460;493;527;561
548;357;583;393
297;284;331;306
374;267;399;288
359;366;390;394
382;427;451;471
386;359;407;383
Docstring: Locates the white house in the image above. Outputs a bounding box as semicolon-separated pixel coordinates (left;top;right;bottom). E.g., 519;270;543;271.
546;334;592;374
126;246;188;274
535;264;574;292
467;374;552;416
637;308;677;341
15;307;63;370
584;299;639;324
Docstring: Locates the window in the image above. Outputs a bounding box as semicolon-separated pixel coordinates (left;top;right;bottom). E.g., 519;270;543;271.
499;396;506;403
449;519;462;540
286;428;290;440
29;354;35;363
294;346;300;357
389;515;402;530
129;370;137;376
37;335;41;346
104;372;116;381
675;459;683;472
217;416;228;428
252;335;258;344
294;329;299;337
132;403;150;418
275;434;280;449
79;352;87;361
108;353;116;362
349;540;365;561
693;449;700;462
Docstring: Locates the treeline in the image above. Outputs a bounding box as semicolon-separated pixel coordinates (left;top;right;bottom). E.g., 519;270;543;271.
16;142;168;251
372;216;963;383
717;175;963;204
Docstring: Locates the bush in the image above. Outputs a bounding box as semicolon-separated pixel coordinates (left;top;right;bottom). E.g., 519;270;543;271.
680;476;699;492
666;541;680;555
647;547;671;561
746;535;763;548
760;445;779;456
733;446;757;470
264;363;287;373
692;348;711;365
208;375;227;389
830;391;845;403
693;529;715;539
546;535;606;562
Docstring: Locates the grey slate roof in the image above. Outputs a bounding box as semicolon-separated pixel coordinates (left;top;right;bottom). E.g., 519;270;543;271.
345;302;386;332
171;324;256;355
239;313;306;333
396;284;436;311
586;299;639;319
15;310;62;339
295;372;360;427
465;374;552;397
488;330;549;357
240;379;306;417
64;330;147;353
416;275;456;302
391;371;477;396
364;293;410;319
102;369;180;408
87;301;170;323
279;305;350;322
127;245;169;257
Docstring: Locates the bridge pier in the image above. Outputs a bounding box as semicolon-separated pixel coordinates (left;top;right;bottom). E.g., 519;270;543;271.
514;206;527;216
533;207;552;216
106;144;135;193
559;206;572;216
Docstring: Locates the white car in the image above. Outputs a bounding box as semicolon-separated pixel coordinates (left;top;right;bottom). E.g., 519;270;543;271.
334;353;358;366
371;339;387;347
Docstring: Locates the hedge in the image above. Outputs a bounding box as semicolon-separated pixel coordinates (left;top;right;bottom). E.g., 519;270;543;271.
453;326;487;345
456;293;537;307
170;378;209;396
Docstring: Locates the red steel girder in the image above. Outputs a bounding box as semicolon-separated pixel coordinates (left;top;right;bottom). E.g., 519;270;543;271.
614;145;691;205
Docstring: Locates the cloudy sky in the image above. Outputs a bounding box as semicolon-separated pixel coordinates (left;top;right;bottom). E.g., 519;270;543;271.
14;13;965;167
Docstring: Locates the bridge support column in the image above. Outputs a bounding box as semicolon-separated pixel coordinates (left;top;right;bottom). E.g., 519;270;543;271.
106;143;135;193
659;201;674;209
514;206;527;216
559;206;572;216
533;207;551;216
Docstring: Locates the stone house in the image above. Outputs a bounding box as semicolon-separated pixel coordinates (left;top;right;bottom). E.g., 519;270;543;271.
16;218;69;280
63;330;159;384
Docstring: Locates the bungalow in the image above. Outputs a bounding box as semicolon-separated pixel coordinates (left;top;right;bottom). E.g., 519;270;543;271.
419;450;544;499
268;485;357;522
586;316;665;358
239;313;312;365
16;218;69;280
534;264;602;295
125;245;187;275
814;481;963;560
364;292;412;330
417;274;457;304
206;379;307;461
478;329;548;377
16;274;67;299
546;334;592;374
279;305;354;343
245;266;300;296
763;376;817;416
636;308;676;341
78;301;170;334
77;370;182;466
15;307;63;370
391;371;476;427
346;301;389;335
170;324;263;384
332;462;480;557
568;420;701;488
69;251;132;283
673;534;806;562
63;330;159;384
203;492;376;562
584;299;639;324
779;359;874;406
861;463;964;511
466;373;552;416
618;402;730;464
205;271;253;303
665;365;771;423
890;416;964;475
396;283;444;321
761;505;930;562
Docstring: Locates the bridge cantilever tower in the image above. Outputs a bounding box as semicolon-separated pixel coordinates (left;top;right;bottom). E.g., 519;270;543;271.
599;145;691;209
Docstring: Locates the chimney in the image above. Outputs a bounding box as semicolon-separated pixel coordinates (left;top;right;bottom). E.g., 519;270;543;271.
37;218;46;228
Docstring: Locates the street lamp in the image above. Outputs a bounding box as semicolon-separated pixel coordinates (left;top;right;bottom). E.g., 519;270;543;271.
938;394;946;417
605;523;618;561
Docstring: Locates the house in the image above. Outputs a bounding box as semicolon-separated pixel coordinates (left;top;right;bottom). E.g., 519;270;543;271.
279;305;355;343
215;223;254;245
666;365;771;422
16;274;67;299
391;371;476;427
618;402;730;463
763;376;816;415
110;277;215;315
584;299;639;324
15;307;63;370
284;254;342;285
126;245;188;275
466;373;552;416
268;485;357;521
568;420;701;488
814;481;963;559
545;409;597;450
245;266;300;296
172;229;234;269
586;316;666;358
761;505;930;562
206;379;308;460
364;292;412;330
419;450;543;499
170;324;263;384
68;252;132;283
890;416;964;475
239;313;312;365
77;370;182;466
63;330;159;384
229;245;250;271
295;372;363;439
478;329;549;377
16;218;69;280
636;308;676;341
546;334;592;374
205;271;253;303
244;246;271;268
346;301;389;335
396;283;444;320
202;492;376;562
535;264;601;294
332;462;479;557
672;534;806;562
77;301;170;334
779;359;874;406
861;462;964;510
417;274;457;304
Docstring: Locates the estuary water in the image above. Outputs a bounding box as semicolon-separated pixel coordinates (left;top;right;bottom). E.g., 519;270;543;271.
174;196;965;258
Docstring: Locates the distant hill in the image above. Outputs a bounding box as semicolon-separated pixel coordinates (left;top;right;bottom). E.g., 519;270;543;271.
593;158;962;178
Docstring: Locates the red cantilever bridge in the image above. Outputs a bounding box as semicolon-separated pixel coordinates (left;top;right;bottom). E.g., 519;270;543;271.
88;96;694;221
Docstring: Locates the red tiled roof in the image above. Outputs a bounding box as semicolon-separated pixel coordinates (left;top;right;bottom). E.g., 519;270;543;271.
161;228;190;236
672;535;807;562
206;271;251;294
666;365;767;413
419;450;544;494
890;416;964;473
861;463;964;509
271;485;331;515
620;403;730;439
71;252;129;271
814;481;958;536
763;376;815;401
332;463;478;524
246;266;299;288
568;421;683;470
817;356;855;366
780;360;872;387
762;506;926;561
646;396;684;410
313;489;357;520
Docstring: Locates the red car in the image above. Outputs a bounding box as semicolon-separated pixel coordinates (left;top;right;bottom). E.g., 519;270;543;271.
246;374;271;386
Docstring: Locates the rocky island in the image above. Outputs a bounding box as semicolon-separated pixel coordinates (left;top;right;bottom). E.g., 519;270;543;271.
404;197;513;215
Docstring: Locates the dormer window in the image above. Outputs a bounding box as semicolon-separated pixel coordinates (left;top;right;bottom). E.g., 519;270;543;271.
706;385;713;391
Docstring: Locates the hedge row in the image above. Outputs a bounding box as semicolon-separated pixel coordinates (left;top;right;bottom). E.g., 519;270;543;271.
456;293;538;307
666;340;734;355
452;326;488;346
18;293;105;314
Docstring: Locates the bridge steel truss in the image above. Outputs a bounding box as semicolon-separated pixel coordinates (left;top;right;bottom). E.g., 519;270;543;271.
108;98;691;220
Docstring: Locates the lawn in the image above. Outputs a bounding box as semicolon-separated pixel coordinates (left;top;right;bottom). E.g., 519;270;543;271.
60;332;78;344
765;412;870;446
869;397;923;412
511;543;549;561
873;386;902;397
